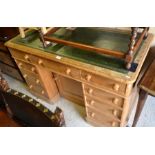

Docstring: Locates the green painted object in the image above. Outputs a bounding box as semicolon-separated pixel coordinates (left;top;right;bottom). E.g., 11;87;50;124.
11;28;144;74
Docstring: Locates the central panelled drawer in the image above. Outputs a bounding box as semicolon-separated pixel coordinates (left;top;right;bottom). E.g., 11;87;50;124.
83;84;124;108
81;70;127;96
39;58;81;80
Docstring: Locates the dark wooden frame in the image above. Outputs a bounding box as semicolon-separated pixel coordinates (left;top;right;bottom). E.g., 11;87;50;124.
40;27;149;72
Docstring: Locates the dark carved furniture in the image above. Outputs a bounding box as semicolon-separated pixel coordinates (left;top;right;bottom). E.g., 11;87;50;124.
132;58;155;127
41;27;149;72
0;72;65;127
0;27;23;81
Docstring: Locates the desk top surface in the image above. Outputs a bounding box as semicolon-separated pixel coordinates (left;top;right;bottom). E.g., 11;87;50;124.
5;28;153;84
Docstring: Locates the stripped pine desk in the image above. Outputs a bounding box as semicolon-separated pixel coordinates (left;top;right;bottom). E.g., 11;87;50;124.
5;28;153;127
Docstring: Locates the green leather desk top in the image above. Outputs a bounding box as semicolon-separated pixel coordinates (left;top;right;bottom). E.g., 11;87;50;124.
11;28;144;74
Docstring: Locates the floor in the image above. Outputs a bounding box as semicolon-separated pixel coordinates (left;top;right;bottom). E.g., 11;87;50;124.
0;106;21;127
3;74;155;127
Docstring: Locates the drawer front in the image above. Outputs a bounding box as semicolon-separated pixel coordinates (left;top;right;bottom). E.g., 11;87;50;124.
34;58;81;80
83;84;124;108
0;51;15;66
81;71;126;96
0;61;23;81
10;49;33;64
19;68;43;88
28;84;48;98
86;107;120;127
85;96;122;119
15;59;38;74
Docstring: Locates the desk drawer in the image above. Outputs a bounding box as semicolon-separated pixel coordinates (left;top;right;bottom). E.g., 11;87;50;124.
0;61;23;81
81;71;127;96
19;68;43;88
15;59;38;74
10;49;33;64
83;84;124;108
0;51;15;66
32;57;81;80
28;84;48;98
86;107;120;127
85;95;122;119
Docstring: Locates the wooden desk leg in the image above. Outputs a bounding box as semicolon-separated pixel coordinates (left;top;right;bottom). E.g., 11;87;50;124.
132;89;148;127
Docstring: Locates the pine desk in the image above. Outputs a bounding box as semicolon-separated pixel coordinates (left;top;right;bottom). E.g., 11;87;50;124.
5;29;153;127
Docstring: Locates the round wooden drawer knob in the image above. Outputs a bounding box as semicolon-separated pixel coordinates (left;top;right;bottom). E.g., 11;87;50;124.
38;59;44;66
113;98;119;105
85;74;91;81
113;110;118;116
88;88;93;94
113;84;120;91
14;91;19;95
36;79;40;84
90;112;95;118
18;63;22;68
29;85;33;89
23;74;27;78
41;90;45;94
89;100;95;106
66;68;71;75
24;55;30;61
31;67;36;72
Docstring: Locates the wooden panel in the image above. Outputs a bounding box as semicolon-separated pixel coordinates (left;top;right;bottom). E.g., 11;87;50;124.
0;51;15;66
0;62;23;81
140;59;155;96
83;84;124;108
86;117;120;127
55;74;84;106
81;70;127;96
36;66;60;103
86;107;120;127
86;117;107;127
0;41;8;51
85;96;122;119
